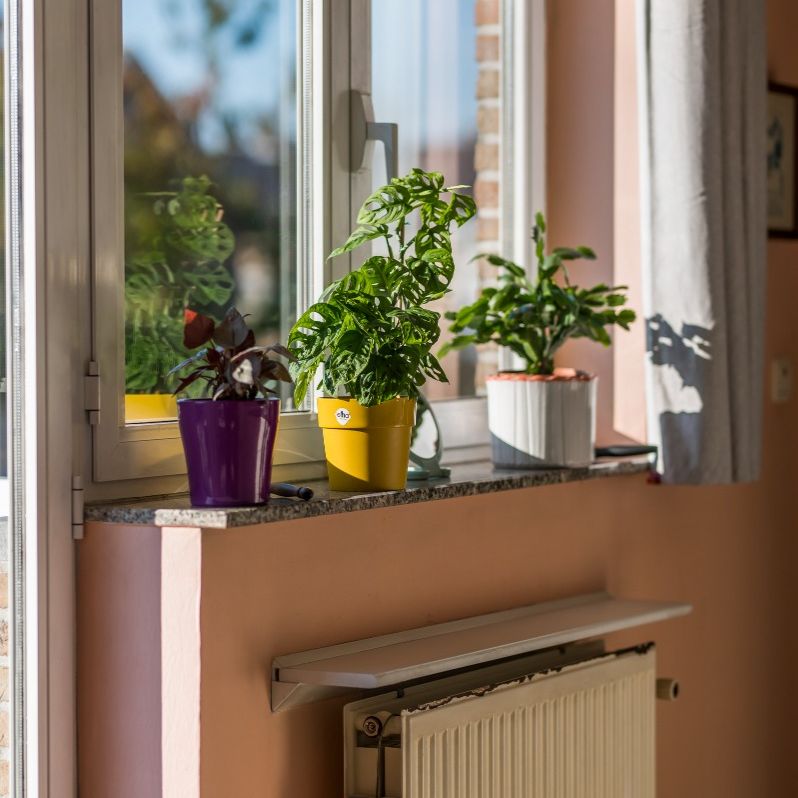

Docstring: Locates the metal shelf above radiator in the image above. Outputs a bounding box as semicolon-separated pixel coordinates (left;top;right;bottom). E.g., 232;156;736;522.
271;591;691;712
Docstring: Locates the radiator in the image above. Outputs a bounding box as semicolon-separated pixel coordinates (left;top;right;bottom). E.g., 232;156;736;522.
345;646;656;798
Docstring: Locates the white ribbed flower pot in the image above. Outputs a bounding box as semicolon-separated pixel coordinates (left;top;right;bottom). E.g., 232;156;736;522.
486;373;597;468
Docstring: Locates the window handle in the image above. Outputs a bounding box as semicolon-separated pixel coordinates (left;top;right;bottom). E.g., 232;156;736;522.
366;121;398;182
350;90;399;182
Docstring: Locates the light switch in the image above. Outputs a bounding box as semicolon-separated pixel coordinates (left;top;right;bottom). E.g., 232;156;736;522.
771;357;793;404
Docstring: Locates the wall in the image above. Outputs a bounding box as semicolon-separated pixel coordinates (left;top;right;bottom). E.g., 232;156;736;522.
78;1;798;796
764;0;798;787
199;1;798;795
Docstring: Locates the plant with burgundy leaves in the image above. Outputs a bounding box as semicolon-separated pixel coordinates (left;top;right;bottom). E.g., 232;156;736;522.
169;307;293;400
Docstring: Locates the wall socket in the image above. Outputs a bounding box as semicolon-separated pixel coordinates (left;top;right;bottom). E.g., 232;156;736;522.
771;357;793;404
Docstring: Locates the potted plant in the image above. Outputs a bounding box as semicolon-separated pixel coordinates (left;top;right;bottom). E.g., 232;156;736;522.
125;176;235;420
170;307;292;506
288;168;476;491
441;212;636;468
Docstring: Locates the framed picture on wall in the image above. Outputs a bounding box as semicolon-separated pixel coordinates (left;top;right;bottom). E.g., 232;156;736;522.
768;82;798;238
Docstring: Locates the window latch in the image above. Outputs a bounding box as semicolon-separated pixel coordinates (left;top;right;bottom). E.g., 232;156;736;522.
84;361;100;425
350;89;399;182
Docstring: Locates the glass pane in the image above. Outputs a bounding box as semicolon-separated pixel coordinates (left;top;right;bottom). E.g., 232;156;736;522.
123;0;297;421
0;2;5;485
1;3;12;794
371;0;500;399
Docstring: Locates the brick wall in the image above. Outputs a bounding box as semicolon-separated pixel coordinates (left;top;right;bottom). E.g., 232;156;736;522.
474;0;501;388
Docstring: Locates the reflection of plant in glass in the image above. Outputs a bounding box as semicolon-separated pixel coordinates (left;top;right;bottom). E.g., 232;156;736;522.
441;212;636;375
123;0;290;389
288;168;476;407
126;176;235;393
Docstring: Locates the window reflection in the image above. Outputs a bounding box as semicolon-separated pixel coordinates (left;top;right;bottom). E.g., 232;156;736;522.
123;0;297;419
371;0;500;399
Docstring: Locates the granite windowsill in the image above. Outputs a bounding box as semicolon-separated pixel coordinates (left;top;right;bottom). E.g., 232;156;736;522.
84;457;652;530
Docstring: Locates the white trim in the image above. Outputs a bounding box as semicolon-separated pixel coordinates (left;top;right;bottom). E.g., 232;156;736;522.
506;0;546;269
161;528;202;798
13;0;84;793
499;0;547;373
19;0;45;790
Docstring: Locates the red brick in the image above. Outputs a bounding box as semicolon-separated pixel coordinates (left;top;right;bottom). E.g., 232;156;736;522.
476;0;500;25
477;69;500;100
475;178;500;210
478;217;500;242
0;710;8;747
475;141;500;172
477;106;500;135
476;34;500;62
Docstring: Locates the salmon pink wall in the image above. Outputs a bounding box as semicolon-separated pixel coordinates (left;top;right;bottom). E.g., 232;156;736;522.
199;1;798;793
199;467;794;797
78;1;798;796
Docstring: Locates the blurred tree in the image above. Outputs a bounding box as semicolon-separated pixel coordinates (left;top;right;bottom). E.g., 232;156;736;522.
124;0;289;394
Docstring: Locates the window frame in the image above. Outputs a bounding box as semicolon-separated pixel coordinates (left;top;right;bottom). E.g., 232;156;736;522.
10;0;86;792
85;0;546;494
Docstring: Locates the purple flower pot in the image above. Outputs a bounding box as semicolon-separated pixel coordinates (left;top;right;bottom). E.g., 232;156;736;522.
178;398;280;507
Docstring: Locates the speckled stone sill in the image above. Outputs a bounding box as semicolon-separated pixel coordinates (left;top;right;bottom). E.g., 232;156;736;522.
84;458;652;530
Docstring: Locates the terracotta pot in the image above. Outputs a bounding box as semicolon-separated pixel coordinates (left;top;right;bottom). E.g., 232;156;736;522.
486;371;597;468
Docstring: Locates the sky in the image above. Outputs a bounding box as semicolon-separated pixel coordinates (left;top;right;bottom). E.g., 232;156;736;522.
124;0;478;160
124;0;296;155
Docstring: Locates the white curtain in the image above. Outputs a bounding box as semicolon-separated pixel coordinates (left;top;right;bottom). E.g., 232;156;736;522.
637;0;767;484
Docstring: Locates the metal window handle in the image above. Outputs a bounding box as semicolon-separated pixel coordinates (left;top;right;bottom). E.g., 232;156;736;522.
366;121;398;182
351;90;399;182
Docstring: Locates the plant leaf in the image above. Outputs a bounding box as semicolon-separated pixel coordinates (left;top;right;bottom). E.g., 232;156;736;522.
183;309;215;349
213;307;250;349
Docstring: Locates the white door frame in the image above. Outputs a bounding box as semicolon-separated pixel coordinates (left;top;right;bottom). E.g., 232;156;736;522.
11;0;86;794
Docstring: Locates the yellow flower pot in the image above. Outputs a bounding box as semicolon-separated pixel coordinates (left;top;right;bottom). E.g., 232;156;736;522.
317;397;416;491
125;393;178;422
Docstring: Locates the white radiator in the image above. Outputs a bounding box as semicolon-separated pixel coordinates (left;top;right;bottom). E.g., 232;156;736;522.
345;646;656;798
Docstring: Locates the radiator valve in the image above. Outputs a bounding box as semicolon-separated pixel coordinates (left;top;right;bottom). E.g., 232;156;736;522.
355;711;401;738
656;677;679;701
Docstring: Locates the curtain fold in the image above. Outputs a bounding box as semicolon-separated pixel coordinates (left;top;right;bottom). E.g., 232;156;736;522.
637;0;767;484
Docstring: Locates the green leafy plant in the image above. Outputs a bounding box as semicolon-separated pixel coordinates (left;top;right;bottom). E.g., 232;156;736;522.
288;168;476;407
125;176;236;394
441;212;636;375
169;308;293;400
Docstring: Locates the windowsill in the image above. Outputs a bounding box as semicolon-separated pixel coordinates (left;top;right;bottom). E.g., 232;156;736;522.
84;456;652;530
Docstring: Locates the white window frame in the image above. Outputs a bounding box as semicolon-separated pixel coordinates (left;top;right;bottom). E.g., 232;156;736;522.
84;0;546;496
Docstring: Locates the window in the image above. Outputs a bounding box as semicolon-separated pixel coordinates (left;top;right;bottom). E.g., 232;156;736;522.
123;0;298;422
369;0;499;399
88;0;544;488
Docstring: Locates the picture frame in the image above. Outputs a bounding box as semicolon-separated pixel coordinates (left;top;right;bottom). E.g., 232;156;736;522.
768;82;798;238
